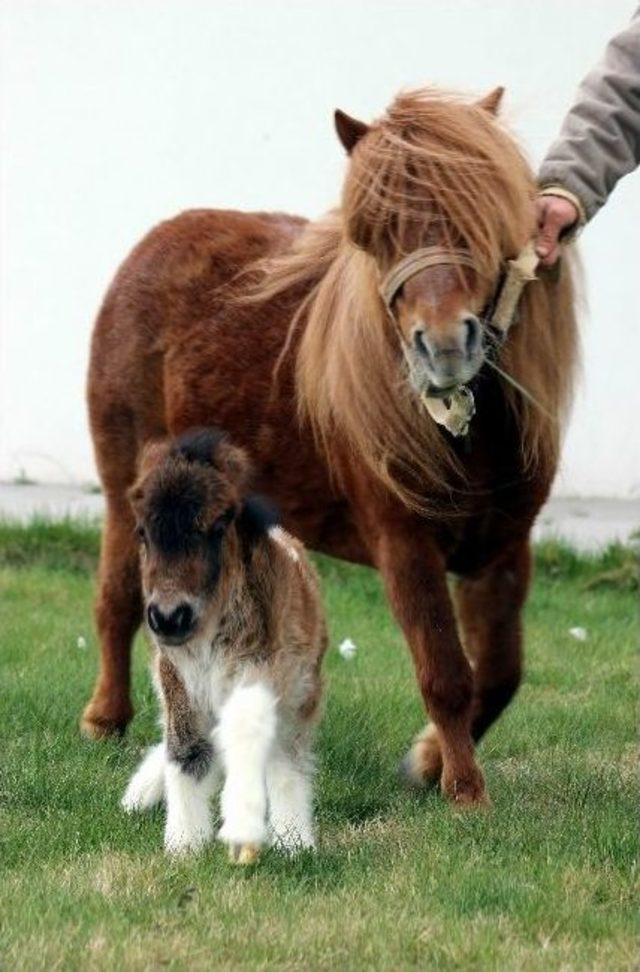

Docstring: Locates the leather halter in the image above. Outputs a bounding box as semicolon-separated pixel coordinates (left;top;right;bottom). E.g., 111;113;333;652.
379;242;540;436
379;247;479;314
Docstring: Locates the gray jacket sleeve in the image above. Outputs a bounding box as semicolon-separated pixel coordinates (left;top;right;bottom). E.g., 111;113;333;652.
538;6;640;223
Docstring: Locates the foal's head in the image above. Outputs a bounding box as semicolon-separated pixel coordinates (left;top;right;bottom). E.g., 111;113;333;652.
334;87;535;396
129;429;251;647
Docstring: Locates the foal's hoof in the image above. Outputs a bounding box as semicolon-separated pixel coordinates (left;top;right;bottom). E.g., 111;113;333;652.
80;698;132;740
227;843;261;866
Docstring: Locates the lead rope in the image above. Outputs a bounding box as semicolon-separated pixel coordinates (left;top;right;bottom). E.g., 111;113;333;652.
380;241;540;437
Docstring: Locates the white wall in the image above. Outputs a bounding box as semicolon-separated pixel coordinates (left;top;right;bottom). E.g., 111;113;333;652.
2;0;639;496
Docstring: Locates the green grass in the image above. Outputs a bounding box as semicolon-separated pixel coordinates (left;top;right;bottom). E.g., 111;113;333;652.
0;521;637;971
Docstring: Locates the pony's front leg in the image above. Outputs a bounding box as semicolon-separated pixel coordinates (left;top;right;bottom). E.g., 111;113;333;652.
456;538;530;742
377;528;487;806
411;539;532;785
217;682;277;864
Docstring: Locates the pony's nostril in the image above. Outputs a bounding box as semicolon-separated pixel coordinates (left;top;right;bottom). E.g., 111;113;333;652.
414;330;432;362
463;316;480;357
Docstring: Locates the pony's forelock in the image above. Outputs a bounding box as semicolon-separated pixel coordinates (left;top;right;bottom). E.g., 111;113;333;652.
343;90;534;272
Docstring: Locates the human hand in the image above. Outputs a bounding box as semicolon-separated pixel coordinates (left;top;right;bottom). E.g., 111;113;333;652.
535;194;580;266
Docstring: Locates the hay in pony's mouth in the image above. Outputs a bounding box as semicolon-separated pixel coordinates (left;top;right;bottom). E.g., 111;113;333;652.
424;382;464;400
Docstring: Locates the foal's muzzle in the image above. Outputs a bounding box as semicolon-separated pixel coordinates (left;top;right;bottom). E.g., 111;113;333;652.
147;601;197;645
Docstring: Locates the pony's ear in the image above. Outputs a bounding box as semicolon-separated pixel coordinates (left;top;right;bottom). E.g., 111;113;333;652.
334;109;369;154
476;86;505;115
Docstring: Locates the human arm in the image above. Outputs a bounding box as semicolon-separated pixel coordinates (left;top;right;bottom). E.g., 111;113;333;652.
536;7;640;264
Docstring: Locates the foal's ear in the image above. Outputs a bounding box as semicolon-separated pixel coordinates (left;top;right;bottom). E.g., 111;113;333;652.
217;440;251;494
476;86;505;115
334;109;370;154
127;440;169;511
138;440;170;477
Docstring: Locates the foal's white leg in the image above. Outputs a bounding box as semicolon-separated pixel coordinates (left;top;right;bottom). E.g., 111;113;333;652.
121;743;166;813
267;747;315;852
216;682;277;860
164;758;218;855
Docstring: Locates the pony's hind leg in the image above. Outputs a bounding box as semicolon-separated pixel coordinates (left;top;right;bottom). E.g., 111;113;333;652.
81;493;142;738
408;540;530;783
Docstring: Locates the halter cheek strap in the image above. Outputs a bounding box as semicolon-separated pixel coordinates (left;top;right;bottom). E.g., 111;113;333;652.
379;241;540;437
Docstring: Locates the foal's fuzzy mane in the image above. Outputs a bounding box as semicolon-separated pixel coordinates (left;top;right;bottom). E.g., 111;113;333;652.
242;88;578;512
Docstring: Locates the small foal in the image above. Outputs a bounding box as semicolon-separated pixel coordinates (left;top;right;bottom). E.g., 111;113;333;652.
121;429;327;861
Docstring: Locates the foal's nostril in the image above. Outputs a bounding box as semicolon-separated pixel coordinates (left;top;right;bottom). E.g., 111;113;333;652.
171;603;194;637
147;602;195;641
463;316;481;358
147;603;163;635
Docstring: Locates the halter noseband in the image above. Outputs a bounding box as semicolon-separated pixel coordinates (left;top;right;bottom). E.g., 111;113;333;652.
379;241;540;436
379;247;479;314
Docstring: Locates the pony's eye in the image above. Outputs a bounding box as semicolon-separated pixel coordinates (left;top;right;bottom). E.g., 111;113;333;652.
136;525;147;544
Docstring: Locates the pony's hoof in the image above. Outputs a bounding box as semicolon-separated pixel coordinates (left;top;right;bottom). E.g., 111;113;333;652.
81;698;132;740
442;771;490;809
451;789;491;810
228;843;261;866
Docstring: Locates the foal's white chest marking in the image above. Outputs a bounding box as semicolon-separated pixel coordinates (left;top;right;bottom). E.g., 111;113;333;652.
169;641;232;718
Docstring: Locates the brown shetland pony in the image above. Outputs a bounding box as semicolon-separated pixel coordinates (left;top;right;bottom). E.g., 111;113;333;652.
84;86;577;806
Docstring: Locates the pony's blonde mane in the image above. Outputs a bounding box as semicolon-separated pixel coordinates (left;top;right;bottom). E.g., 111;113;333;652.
243;88;578;512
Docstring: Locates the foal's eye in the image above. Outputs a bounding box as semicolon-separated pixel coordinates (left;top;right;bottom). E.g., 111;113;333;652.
212;507;235;533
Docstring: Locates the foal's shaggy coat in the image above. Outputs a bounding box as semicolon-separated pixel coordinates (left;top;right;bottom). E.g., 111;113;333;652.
85;86;578;809
121;430;327;858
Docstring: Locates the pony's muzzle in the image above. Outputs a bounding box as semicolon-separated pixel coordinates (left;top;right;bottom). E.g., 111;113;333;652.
413;315;482;389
